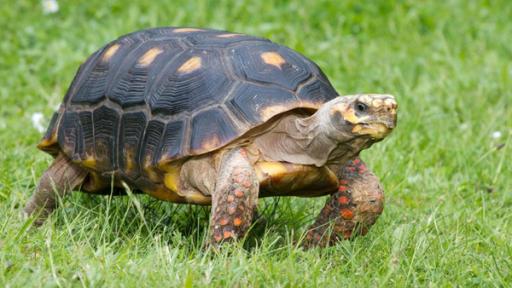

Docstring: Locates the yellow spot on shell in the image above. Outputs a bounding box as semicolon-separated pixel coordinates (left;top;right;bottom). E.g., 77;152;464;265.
102;44;120;62
217;33;241;38
177;56;202;74
174;28;204;33
261;52;286;69
137;47;163;67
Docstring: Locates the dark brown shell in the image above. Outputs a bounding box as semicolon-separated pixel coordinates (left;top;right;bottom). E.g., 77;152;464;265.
38;27;338;178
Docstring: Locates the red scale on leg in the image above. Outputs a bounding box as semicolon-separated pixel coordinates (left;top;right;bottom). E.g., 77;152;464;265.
233;217;243;226
227;205;237;215
234;190;245;198
223;230;233;239
340;208;354;220
337;195;350;205
214;232;223;242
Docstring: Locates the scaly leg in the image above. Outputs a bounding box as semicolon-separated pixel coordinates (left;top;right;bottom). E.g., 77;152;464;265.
303;158;384;248
209;148;259;244
24;153;88;226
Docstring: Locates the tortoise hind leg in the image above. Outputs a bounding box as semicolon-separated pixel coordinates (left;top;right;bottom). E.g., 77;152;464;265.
209;148;259;245
24;153;88;226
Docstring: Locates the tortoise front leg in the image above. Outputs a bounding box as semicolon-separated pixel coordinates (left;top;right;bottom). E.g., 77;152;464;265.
303;158;384;248
209;148;259;245
24;153;88;226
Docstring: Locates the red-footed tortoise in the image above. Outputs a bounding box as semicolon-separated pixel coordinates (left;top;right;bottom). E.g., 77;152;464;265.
25;27;397;247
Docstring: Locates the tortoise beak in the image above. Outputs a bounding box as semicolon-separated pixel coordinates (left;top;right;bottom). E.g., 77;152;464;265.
352;123;392;139
382;115;397;129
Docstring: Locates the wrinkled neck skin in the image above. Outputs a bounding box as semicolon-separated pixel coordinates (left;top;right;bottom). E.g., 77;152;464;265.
252;108;374;167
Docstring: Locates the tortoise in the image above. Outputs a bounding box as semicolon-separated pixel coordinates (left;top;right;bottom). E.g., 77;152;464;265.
25;27;397;247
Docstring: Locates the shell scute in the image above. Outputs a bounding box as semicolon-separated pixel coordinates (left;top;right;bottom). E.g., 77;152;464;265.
119;112;147;178
230;43;312;91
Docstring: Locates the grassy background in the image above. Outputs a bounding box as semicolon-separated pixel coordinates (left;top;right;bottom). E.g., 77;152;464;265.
1;0;511;286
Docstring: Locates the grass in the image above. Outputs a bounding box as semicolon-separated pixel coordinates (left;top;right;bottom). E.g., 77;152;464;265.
1;0;511;286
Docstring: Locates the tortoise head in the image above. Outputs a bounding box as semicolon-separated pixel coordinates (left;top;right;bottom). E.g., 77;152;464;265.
322;94;398;141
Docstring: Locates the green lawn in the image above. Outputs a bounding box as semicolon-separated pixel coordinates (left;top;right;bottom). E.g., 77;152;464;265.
1;0;511;286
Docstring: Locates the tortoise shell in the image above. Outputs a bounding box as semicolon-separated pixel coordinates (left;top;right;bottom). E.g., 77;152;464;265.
38;27;338;179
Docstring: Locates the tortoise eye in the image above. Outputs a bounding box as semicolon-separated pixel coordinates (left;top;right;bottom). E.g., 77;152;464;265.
355;102;368;113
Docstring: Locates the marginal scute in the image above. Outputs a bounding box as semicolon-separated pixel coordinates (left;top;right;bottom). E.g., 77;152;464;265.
78;111;94;160
119;112;147;178
57;111;82;159
37;111;61;156
140;120;165;169
157;120;186;163
92;106;120;171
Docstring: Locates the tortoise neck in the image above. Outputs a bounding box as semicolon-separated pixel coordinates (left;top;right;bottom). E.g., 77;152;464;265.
252;112;365;167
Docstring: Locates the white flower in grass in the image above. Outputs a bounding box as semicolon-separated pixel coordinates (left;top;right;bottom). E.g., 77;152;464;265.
31;112;46;133
491;131;502;139
459;122;470;131
42;0;59;14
